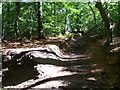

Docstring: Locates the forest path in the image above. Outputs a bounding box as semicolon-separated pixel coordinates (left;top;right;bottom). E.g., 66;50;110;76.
2;37;106;89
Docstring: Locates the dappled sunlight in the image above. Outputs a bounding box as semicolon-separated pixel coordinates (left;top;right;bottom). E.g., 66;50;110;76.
87;77;97;81
33;80;70;88
91;69;103;73
4;64;76;89
2;42;103;89
1;1;120;89
34;64;77;78
28;51;59;60
3;44;89;62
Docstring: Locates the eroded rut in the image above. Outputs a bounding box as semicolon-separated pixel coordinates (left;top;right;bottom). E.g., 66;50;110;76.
2;44;106;89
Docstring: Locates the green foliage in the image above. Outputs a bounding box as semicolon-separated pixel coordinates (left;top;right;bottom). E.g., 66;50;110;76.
109;2;120;37
2;2;120;40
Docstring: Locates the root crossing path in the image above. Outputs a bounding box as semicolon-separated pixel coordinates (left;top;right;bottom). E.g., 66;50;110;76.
2;44;106;89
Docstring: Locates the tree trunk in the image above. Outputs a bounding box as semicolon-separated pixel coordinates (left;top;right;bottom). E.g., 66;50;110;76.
28;4;33;40
0;7;2;41
95;2;112;46
31;4;34;39
88;2;97;34
14;2;20;39
118;2;120;36
37;2;44;39
53;2;56;28
75;3;79;32
62;9;68;35
105;2;113;43
4;3;10;40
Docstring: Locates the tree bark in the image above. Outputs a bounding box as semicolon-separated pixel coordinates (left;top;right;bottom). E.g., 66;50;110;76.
75;3;79;32
4;3;10;40
95;2;112;46
14;2;20;39
28;4;33;39
53;2;56;28
62;8;68;35
37;2;43;39
88;2;97;34
118;2;120;36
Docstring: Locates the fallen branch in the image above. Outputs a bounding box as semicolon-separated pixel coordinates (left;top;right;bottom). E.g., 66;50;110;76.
110;47;120;53
109;42;120;49
3;45;88;62
20;74;77;90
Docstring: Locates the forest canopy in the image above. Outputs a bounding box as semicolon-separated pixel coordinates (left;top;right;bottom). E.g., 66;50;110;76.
2;2;120;41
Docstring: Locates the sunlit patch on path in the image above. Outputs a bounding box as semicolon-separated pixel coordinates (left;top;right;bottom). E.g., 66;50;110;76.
2;44;104;89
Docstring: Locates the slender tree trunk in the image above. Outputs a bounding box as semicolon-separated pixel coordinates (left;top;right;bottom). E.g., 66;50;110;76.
37;2;43;39
28;4;33;40
118;2;120;36
14;2;20;39
30;4;34;39
0;18;1;41
105;2;113;43
4;3;10;40
0;14;5;41
95;2;111;46
62;9;68;35
53;2;56;28
88;2;97;34
75;3;79;32
65;9;67;27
